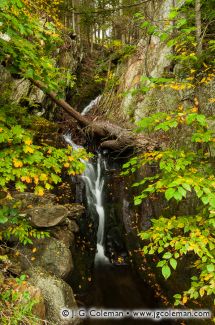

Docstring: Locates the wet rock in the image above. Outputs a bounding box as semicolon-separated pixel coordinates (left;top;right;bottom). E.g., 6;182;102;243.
18;238;73;279
27;204;69;228
27;267;81;325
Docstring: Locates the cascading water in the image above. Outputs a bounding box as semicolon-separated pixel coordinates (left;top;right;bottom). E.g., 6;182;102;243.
63;133;109;265
64;133;173;325
81;95;101;116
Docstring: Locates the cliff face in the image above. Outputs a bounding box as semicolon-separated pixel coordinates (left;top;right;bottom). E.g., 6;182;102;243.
101;0;215;126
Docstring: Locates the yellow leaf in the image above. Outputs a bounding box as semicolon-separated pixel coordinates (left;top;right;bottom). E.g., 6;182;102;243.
21;176;31;183
182;296;188;304
45;183;52;190
24;138;32;145
209;98;215;103
194;97;199;105
64;163;70;168
31;257;36;261
24;146;34;153
34;176;39;184
199;288;205;297
40;174;48;181
32;248;37;253
36;188;44;196
13;160;23;168
200;78;206;84
0;128;3;132
191;107;198;113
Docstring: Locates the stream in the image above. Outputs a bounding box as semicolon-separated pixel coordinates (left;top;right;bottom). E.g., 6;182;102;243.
64;100;174;325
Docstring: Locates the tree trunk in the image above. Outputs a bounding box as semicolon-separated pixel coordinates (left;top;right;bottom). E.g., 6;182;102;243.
195;0;202;55
30;79;158;152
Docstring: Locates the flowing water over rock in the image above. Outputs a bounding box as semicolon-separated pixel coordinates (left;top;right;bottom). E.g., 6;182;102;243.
81;95;101;116
64;134;109;264
64;134;173;325
81;154;109;265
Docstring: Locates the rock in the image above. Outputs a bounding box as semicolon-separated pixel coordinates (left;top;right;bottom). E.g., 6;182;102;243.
51;219;78;247
0;270;46;323
69;219;79;233
65;203;85;220
27;204;69;228
25;284;46;321
19;238;73;279
11;192;57;209
12;78;31;103
51;226;75;248
27;267;81;325
28;86;45;104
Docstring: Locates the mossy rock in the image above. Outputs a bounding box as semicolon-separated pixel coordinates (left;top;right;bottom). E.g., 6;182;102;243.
31;116;59;133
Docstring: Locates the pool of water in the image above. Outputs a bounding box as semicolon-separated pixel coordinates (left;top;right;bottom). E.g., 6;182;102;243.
80;263;173;325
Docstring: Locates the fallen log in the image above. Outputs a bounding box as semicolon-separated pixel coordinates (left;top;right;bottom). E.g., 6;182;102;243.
30;79;158;152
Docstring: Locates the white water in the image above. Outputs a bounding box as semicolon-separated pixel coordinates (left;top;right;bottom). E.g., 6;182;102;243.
63;134;109;265
81;95;101;116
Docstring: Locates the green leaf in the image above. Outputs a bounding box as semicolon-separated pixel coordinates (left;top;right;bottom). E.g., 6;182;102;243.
178;186;187;198
168;10;178;20
207;264;214;272
140;233;150;240
170;258;177;270
202;196;209;205
141;21;150;28
173;294;181;299
157;260;166;267
174;191;183;201
163;252;172;259
158;247;164;253
134;198;142;205
174;252;180;258
165;188;176;200
209;198;215;208
162;265;171;279
0;215;8;224
20;274;26;281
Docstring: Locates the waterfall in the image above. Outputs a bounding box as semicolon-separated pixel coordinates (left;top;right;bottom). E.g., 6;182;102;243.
63;134;109;265
81;95;101;116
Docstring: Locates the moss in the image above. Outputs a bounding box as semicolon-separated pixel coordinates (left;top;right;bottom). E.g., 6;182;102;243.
30;116;59;133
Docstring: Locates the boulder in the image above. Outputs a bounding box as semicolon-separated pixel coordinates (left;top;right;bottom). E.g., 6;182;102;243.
27;267;81;325
11;192;57;209
25;284;46;322
19;238;73;279
65;203;85;220
51;219;79;247
27;204;69;228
